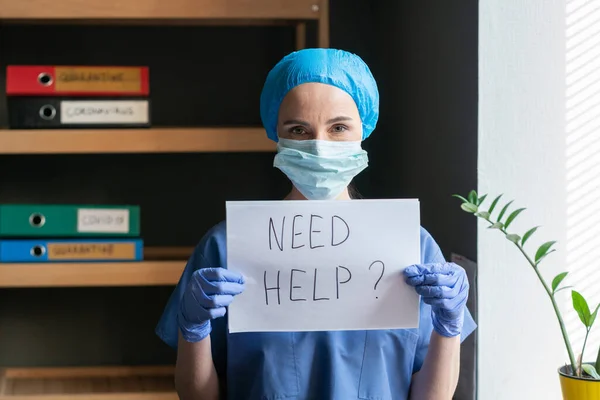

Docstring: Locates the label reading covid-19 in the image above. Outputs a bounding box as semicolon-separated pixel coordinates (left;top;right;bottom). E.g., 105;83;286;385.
77;209;130;233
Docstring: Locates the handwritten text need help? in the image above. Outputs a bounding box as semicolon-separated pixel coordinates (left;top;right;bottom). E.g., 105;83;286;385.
263;214;386;305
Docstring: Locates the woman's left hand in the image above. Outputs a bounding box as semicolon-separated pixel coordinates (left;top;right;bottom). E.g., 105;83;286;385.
403;262;469;338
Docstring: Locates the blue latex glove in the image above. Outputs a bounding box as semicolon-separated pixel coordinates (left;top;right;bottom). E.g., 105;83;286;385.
403;263;469;338
177;267;245;343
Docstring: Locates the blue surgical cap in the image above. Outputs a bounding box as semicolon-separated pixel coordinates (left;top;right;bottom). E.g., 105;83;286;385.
259;48;379;142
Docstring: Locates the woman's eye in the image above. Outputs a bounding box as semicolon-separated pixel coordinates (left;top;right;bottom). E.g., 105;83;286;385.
332;125;347;133
291;127;306;135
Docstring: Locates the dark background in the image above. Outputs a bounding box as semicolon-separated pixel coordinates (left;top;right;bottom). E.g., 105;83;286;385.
0;0;478;397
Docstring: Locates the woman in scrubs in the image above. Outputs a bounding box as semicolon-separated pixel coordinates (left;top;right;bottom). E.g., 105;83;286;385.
156;48;476;400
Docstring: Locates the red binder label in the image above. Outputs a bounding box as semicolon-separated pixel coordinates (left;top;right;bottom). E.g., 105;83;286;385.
6;66;149;96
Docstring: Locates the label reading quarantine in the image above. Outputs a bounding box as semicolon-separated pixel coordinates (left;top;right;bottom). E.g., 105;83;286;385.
54;67;143;92
60;100;149;124
77;209;130;233
47;242;136;260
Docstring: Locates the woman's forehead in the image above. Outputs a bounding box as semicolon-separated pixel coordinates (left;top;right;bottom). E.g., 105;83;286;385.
279;83;360;117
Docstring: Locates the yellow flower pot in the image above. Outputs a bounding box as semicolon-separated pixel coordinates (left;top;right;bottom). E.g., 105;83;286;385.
559;366;600;399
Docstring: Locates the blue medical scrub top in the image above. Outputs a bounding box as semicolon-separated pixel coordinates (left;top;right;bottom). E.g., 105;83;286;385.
156;220;477;400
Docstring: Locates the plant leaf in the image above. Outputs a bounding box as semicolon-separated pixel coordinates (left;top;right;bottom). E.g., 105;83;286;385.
551;272;569;293
589;304;600;328
582;364;600;379
477;194;488;206
537;249;556;264
489;222;504;230
504;208;526;230
453;194;469;203
497;200;514;222
468;190;478;204
461;203;478;213
572;290;592;328
535;241;557;263
476;211;491;219
521;226;540;246
506;234;521;244
488;194;503;215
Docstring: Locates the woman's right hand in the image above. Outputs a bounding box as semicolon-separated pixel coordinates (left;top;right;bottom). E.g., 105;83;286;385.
177;267;246;343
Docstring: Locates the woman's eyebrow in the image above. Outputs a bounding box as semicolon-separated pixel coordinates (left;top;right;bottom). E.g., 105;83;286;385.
282;119;311;126
326;116;353;124
282;116;353;126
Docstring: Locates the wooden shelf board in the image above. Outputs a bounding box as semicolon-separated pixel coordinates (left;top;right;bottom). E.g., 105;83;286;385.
0;18;295;27
0;260;185;288
0;0;322;20
0;128;276;154
144;247;194;260
0;365;176;400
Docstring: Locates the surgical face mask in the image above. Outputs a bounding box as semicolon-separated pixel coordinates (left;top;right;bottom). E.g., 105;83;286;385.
273;137;369;200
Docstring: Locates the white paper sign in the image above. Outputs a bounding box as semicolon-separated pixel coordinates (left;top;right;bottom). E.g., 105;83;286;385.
77;208;130;233
226;199;421;333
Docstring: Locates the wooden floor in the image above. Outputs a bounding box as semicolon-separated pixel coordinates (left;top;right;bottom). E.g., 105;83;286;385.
0;366;177;399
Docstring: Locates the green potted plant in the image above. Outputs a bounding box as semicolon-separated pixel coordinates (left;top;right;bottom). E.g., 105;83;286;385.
454;190;600;399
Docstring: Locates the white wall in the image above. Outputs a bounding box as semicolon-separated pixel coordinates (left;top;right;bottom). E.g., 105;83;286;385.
564;0;600;375
479;0;600;398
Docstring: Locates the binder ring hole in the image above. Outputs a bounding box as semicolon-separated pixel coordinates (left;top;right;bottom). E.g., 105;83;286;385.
30;245;46;257
29;213;46;228
39;105;56;121
37;72;53;86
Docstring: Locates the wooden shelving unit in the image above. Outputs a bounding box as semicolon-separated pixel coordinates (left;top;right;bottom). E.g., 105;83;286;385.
0;365;177;400
0;128;276;154
0;0;330;397
0;0;328;155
